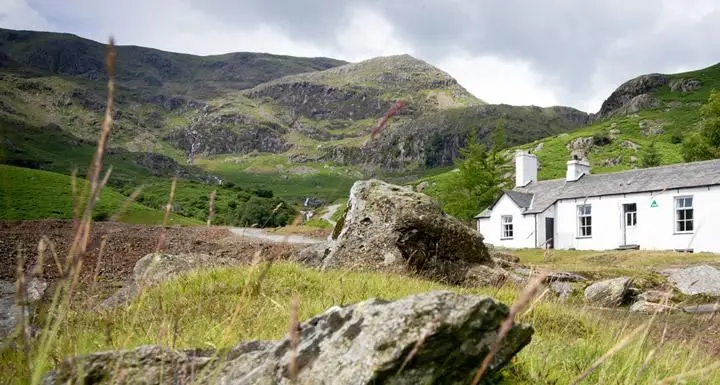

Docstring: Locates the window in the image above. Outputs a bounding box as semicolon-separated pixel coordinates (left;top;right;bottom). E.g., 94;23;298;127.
501;215;514;239
624;203;637;227
577;204;592;237
675;196;694;233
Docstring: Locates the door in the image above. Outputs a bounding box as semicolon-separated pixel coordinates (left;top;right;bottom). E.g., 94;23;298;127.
544;217;555;249
622;203;638;245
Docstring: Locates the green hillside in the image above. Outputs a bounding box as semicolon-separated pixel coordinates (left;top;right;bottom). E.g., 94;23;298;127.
0;164;199;225
0;28;590;207
527;63;720;179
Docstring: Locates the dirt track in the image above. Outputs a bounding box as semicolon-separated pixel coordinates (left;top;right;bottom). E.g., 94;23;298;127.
0;220;302;286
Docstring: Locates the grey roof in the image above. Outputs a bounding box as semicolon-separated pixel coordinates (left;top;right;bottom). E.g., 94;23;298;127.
516;159;720;214
476;159;720;218
474;208;491;218
505;191;534;209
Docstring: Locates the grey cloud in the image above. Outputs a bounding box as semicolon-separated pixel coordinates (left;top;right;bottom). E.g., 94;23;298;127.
10;0;720;111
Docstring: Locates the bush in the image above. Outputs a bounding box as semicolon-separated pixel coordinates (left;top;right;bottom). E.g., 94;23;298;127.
670;133;683;144
592;133;611;146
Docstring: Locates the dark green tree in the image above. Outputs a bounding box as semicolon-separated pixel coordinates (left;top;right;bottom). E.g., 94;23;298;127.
640;139;661;168
432;129;512;220
491;118;507;152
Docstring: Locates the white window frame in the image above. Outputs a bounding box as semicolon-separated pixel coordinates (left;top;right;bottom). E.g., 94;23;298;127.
501;215;514;240
674;196;694;233
577;204;592;238
623;203;637;227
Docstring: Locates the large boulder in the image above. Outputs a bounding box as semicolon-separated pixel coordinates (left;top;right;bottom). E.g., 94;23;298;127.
583;277;634;307
321;180;491;284
45;291;534;385
661;265;720;297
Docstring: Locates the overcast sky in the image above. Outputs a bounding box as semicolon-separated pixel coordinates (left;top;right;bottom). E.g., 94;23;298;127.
2;0;720;112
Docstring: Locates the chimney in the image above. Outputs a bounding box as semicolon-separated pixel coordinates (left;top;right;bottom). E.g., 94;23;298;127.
566;157;591;182
515;151;538;187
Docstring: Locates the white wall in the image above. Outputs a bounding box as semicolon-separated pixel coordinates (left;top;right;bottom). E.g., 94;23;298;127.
477;195;537;248
554;185;720;253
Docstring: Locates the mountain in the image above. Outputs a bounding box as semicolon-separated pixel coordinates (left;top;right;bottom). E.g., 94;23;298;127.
0;28;589;203
420;61;720;196
517;62;720;180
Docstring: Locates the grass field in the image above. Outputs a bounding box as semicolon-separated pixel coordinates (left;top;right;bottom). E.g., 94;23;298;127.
510;247;720;279
2;263;718;384
0;164;199;225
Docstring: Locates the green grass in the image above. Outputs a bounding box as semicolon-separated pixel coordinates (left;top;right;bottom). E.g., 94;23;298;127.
508;248;720;280
3;263;718;384
0;164;199;225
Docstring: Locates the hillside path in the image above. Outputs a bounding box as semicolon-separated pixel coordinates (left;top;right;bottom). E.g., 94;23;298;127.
321;204;342;226
229;227;324;244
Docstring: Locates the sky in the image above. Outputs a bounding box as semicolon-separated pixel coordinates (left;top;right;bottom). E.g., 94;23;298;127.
2;0;720;113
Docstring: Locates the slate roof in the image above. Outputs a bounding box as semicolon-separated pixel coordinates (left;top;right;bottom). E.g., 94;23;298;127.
476;158;720;218
505;191;534;209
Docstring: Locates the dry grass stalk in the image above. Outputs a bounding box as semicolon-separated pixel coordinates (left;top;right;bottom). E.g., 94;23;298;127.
155;176;177;253
29;37;116;385
109;186;144;222
471;271;548;385
207;190;216;226
654;360;720;385
288;295;300;382
90;237;108;292
15;247;30;367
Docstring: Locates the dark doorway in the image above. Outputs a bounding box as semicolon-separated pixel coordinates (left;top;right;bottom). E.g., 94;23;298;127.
545;217;555;249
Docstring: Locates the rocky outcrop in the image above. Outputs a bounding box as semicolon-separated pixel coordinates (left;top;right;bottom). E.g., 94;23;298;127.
583;277;634;307
669;78;701;93
44;291;534;385
319;180;491;284
661;265;720;296
566;136;594;160
596;74;667;119
99;253;238;310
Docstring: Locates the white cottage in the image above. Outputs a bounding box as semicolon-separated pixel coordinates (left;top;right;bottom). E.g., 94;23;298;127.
475;151;720;253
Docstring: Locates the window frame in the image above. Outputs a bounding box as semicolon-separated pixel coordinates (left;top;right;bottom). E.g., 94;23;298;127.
623;203;637;228
674;196;694;234
500;215;514;240
577;204;592;238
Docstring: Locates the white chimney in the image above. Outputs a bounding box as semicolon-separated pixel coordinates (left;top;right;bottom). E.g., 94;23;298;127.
515;151;538;187
566;159;591;182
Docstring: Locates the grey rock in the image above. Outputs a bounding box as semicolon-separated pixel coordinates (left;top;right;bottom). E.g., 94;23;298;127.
583;277;634;307
608;128;621;139
621;140;641;151
99;253;237;310
597;73;667;119
0;278;46;340
639;120;665;136
293;243;329;268
566;137;594;161
630;300;676;314
45;291;534;385
669;78;701;93
661;265;720;296
514;268;587;283
637;290;674;303
322;180;490;284
601;156;623;167
683;303;720;314
415;181;429;192
550;281;574;301
464;264;522;287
